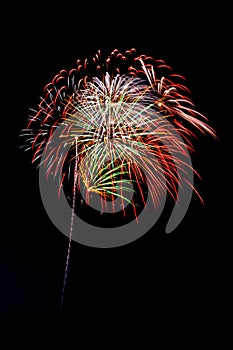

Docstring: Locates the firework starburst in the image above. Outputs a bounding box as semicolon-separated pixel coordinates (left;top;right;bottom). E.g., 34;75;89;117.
21;48;215;216
20;48;216;308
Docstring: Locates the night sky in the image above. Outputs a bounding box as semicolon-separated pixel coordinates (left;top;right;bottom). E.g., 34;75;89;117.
2;4;229;337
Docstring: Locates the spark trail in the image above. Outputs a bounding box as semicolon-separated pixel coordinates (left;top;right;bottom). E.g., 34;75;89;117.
59;136;78;310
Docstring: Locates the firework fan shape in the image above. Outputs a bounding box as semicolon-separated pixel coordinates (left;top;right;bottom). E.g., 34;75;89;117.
21;48;216;247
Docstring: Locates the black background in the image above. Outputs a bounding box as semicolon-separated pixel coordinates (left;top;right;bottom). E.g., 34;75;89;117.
1;3;229;339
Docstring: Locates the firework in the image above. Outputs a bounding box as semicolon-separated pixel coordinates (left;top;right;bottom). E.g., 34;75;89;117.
20;48;216;308
21;48;215;210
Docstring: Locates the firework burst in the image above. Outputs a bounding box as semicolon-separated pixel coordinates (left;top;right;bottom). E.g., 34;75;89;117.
21;48;215;211
20;48;216;308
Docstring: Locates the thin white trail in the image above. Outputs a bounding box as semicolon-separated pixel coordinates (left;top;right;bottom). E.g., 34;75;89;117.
60;136;78;310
